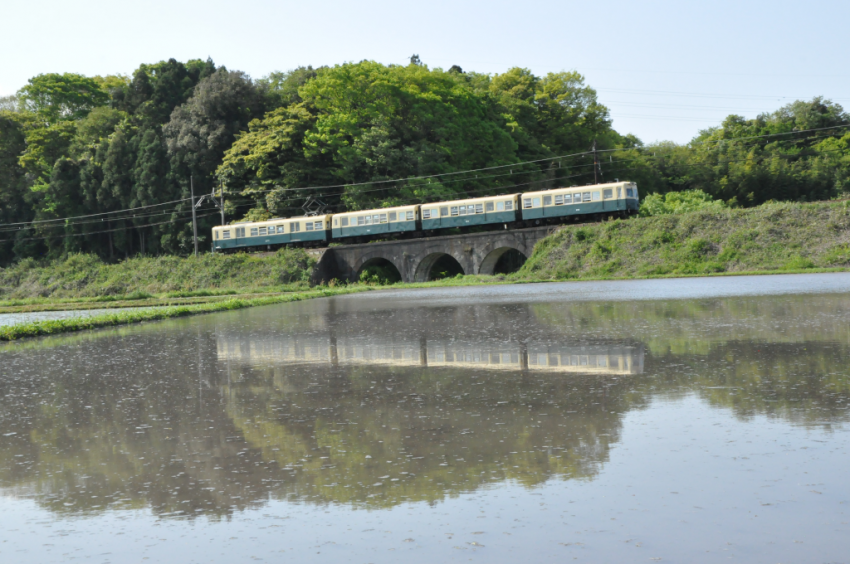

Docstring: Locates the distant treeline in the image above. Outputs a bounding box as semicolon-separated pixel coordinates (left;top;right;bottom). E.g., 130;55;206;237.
1;56;848;264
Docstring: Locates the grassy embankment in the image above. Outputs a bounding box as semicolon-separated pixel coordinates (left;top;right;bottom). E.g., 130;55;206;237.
3;200;850;341
516;200;850;280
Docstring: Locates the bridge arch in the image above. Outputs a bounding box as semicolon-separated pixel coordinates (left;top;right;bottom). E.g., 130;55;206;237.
478;246;528;275
352;254;403;283
413;251;466;282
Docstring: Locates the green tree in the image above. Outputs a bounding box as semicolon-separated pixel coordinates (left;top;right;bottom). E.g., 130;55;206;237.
17;73;110;126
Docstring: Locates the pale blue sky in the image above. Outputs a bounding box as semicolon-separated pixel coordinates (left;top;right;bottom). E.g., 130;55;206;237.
2;0;847;144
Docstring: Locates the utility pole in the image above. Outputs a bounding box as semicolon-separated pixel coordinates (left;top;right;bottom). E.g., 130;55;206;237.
592;139;601;184
190;175;199;257
195;179;226;253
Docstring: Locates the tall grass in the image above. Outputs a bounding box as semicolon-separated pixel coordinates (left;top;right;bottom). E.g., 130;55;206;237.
516;201;850;280
0;248;316;299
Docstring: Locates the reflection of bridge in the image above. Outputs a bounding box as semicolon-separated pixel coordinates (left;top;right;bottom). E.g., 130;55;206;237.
217;336;645;376
311;225;556;283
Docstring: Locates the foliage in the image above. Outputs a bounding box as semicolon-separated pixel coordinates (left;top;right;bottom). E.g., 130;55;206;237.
1;56;849;269
17;73;110;126
0;248;317;299
639;189;727;217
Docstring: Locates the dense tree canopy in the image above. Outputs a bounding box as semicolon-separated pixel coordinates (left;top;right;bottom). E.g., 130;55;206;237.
0;57;848;265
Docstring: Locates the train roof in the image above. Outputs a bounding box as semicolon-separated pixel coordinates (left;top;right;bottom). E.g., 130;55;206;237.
333;204;418;217
522;180;635;197
213;214;331;229
420;193;519;207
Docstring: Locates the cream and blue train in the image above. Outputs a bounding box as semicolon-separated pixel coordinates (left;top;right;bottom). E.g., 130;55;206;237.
212;180;639;251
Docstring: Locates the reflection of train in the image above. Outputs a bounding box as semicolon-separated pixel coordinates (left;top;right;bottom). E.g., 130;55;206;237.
211;181;640;251
216;335;645;376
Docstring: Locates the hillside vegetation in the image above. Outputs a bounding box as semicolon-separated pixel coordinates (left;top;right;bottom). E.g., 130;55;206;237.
2;55;848;267
518;200;850;279
0;248;314;299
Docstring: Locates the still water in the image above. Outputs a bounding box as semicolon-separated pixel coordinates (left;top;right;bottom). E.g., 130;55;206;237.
1;274;849;563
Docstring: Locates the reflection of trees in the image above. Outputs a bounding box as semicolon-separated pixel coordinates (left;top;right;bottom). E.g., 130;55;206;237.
531;294;850;355
650;341;850;427
1;291;849;519
224;363;634;508
0;328;634;517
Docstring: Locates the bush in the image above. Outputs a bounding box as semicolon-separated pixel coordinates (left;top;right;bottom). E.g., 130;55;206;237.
639;190;728;217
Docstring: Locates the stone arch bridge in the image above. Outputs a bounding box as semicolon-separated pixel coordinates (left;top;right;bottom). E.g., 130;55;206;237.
311;225;557;283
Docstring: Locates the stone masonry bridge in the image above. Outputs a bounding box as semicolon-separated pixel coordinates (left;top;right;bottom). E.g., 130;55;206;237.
311;225;557;283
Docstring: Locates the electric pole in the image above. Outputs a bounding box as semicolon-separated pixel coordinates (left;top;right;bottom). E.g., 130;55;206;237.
592;139;602;184
190;175;199;257
194;180;226;253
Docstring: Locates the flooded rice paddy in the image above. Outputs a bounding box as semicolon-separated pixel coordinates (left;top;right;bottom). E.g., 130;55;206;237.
0;306;163;328
1;273;849;563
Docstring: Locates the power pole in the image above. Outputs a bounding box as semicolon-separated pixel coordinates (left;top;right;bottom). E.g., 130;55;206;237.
195;180;226;253
190;175;199;257
592;139;601;184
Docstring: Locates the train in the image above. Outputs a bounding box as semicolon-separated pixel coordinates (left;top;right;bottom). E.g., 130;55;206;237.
211;180;640;252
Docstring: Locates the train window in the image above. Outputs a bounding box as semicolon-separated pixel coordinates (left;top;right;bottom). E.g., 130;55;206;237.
222;230;231;239
250;227;259;236
259;227;267;236
523;198;532;209
475;204;484;214
373;214;381;223
582;192;591;202
592;191;601;201
406;211;414;220
440;207;448;217
333;218;338;227
357;216;365;225
555;195;563;205
532;197;541;207
341;217;348;227
451;206;459;216
306;222;313;231
422;209;431;219
543;195;552;206
496;201;504;211
505;201;513;211
389;212;397;221
459;206;467;215
314;221;323;230
214;231;219;240
485;202;494;212
634;187;639;200
236;227;245;237
379;214;387;223
291;222;300;232
603;189;613;199
617;187;622;198
364;215;372;225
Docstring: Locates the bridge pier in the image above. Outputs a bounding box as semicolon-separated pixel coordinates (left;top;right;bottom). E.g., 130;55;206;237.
312;226;557;284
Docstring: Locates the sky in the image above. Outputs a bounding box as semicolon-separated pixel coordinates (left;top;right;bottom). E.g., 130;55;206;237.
2;0;848;144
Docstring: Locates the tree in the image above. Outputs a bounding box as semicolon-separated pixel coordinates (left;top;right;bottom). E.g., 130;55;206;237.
164;68;265;190
17;73;109;126
257;66;322;110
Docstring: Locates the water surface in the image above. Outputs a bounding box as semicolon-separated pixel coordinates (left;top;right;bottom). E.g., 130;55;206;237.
1;274;849;563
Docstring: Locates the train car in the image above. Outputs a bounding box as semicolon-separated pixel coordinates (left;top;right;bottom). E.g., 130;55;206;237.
420;194;519;230
520;181;639;221
212;215;332;251
331;205;419;240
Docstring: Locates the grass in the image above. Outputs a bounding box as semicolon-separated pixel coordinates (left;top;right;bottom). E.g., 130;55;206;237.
0;287;369;341
0;248;316;300
513;200;850;280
